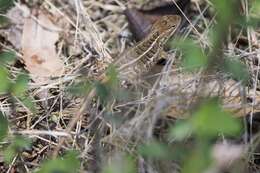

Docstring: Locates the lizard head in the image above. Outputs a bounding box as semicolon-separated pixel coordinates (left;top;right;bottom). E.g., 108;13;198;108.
151;15;182;36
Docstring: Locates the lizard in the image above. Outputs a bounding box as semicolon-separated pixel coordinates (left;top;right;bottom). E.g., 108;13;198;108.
115;15;181;82
52;15;182;157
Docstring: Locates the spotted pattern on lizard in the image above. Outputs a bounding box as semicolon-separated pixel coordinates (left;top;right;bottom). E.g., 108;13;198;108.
115;15;181;82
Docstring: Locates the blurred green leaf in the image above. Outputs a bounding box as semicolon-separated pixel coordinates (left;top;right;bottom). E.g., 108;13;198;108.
4;136;31;163
210;0;239;24
234;15;260;29
104;65;128;101
138;141;172;160
0;51;16;64
169;121;193;141
11;74;29;96
106;65;119;88
0;16;9;26
3;146;16;163
103;111;124;127
182;143;211;173
222;57;250;85
191;98;241;138
19;96;36;113
112;88;129;102
0;0;14;12
102;154;136;173
0;67;10;93
95;82;110;104
68;81;93;96
247;16;260;28
172;39;208;71
13;136;31;148
170;144;191;161
36;151;80;173
250;0;260;18
209;0;241;53
0;112;8;141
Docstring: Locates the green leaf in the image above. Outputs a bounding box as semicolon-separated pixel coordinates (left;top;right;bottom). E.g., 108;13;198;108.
19;96;36;113
250;0;260;18
103;111;124;126
68;81;93;96
13;136;31;149
246;16;260;28
4;136;31;163
95;82;110;104
0;112;8;141
3;146;16;163
191;98;241;138
0;67;11;93
169;121;193;141
11;74;29;96
0;51;16;64
172;39;208;71
222;57;250;85
0;16;9;26
104;65;128;102
210;0;239;24
138;141;172;160
102;154;136;173
36;151;80;173
0;0;14;12
106;65;119;88
182;143;212;173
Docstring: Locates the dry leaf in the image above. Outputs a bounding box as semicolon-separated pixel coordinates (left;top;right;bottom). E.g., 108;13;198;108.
162;72;260;118
212;143;245;169
0;5;29;49
124;8;155;41
124;0;189;41
21;11;64;84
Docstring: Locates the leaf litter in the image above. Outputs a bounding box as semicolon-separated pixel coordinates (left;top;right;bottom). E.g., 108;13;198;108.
21;11;64;84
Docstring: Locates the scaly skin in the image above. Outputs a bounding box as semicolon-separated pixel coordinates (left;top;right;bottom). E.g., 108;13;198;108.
116;15;181;81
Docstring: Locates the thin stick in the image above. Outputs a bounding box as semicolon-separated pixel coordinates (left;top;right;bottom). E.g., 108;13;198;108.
52;77;108;157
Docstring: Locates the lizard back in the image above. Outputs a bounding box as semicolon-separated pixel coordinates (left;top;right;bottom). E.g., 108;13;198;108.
115;15;181;82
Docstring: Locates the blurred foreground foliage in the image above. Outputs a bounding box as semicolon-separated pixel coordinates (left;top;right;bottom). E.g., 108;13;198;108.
0;0;259;172
0;0;36;169
138;0;256;173
35;151;80;173
0;0;14;25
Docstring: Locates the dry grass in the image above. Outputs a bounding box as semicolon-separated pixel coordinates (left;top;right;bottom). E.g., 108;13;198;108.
1;0;260;172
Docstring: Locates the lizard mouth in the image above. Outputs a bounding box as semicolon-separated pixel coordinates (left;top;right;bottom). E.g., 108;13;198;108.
164;27;178;39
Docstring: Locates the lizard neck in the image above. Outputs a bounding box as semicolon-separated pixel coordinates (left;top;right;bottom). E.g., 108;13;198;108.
115;18;179;81
133;29;174;63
